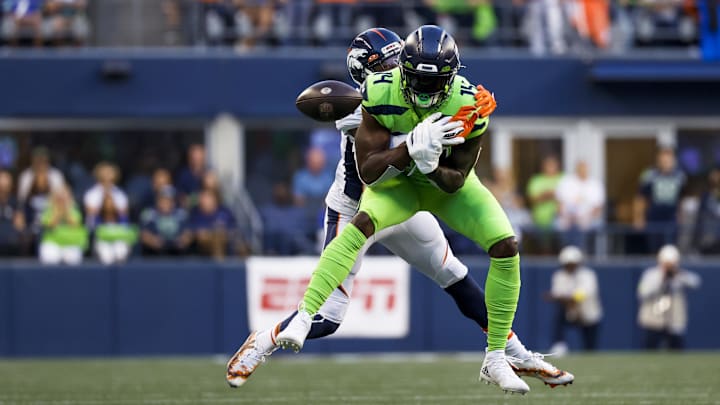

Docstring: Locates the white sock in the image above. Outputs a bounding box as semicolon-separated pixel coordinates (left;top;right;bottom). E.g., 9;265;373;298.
254;326;278;354
505;333;532;360
485;348;505;360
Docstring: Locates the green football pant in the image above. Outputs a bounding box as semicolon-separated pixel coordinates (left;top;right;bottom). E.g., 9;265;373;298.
301;172;520;351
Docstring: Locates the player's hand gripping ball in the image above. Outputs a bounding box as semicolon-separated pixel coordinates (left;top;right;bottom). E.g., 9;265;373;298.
450;85;497;138
295;80;362;122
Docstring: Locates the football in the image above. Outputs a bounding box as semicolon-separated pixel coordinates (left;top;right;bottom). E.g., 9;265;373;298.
295;80;362;122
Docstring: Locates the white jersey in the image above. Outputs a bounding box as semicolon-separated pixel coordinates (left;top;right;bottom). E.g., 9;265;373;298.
324;107;363;216
324;106;407;217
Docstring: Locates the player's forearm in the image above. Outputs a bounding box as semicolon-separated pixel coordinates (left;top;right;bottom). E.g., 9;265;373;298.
427;166;465;193
358;144;411;184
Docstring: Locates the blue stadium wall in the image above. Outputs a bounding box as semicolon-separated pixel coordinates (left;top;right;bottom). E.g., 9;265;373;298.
0;51;719;118
1;260;718;357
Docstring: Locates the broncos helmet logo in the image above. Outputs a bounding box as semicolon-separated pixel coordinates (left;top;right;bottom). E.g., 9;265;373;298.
347;48;368;72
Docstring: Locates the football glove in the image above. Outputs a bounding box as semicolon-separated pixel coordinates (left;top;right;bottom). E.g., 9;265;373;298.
407;112;464;174
451;85;497;138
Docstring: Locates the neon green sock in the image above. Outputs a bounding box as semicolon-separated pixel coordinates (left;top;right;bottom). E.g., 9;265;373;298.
485;254;521;351
302;223;367;314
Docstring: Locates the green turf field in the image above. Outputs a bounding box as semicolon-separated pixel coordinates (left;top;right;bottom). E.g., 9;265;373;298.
0;352;718;404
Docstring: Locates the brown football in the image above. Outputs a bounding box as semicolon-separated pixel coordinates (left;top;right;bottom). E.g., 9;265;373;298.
295;80;362;122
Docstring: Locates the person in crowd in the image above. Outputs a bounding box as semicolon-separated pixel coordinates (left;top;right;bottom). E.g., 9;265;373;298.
699;0;720;60
260;181;315;255
140;186;193;256
292;146;333;206
3;0;44;46
186;170;223;208
633;147;687;251
523;0;569;55
637;244;701;350
277;0;312;45
84;162;135;265
547;245;603;354
633;0;697;46
356;0;405;34
527;155;563;252
0;170;27;255
44;0;89;46
555;160;605;251
136;167;173;211
429;0;497;45
176;143;208;205
189;188;238;260
234;0;275;49
486;166;531;242
313;0;356;45
570;0;610;49
39;185;87;265
199;0;240;46
694;166;720;254
18;147;66;237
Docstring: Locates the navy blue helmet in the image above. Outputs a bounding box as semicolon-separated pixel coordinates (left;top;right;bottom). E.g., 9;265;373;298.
346;28;403;86
399;25;460;108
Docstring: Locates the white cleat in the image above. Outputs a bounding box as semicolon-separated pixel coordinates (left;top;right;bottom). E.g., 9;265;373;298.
226;332;273;387
275;310;312;353
479;349;530;395
509;351;575;388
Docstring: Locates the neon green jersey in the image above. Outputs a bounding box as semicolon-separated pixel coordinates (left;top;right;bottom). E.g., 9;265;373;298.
361;67;489;141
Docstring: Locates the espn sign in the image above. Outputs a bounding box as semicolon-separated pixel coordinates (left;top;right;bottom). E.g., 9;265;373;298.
246;257;410;338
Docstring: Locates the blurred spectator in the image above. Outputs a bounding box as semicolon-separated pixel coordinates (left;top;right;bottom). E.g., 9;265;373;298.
183;169;222;209
277;0;312;45
486;166;531;242
0;170;27;255
356;0;405;34
260;181;315;255
140;186;193;256
0;136;19;170
18;147;66;235
143;168;174;209
694;166;720;254
176;143;208;205
3;0;44;47
39;185;87;265
161;0;185;45
429;0;497;45
633;0;696;46
699;0;720;60
524;0;568;55
44;0;89;46
200;0;239;46
633;147;687;251
202;170;221;192
637;244;701;350
528;155;563;229
292;147;333;206
526;155;562;253
313;0;356;45
547;246;602;354
571;0;610;50
234;0;275;49
556;160;605;251
190;189;240;260
84;162;135;265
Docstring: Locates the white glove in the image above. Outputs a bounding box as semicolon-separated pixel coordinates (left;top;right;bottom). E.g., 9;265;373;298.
406;113;465;174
